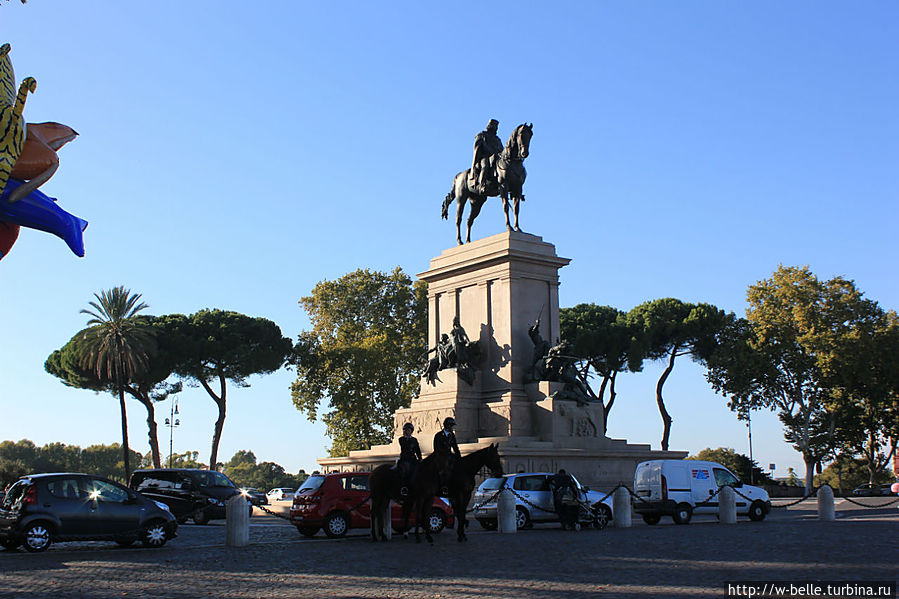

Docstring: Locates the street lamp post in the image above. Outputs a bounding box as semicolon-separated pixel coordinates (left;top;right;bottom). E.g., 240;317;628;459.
747;410;754;485
164;397;180;469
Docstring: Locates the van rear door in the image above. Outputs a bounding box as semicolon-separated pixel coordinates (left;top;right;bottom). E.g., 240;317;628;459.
634;461;661;500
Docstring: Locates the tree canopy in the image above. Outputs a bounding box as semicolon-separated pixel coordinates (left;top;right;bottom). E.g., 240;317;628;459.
166;310;294;469
707;265;898;491
628;298;728;451
291;267;427;456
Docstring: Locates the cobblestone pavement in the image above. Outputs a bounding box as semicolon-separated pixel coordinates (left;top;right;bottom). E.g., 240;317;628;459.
0;501;896;599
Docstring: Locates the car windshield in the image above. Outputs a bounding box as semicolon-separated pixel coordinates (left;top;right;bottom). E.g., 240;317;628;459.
196;471;235;488
299;476;325;493
479;477;505;491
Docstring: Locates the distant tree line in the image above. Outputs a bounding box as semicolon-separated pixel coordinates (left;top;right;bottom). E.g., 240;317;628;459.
0;440;307;491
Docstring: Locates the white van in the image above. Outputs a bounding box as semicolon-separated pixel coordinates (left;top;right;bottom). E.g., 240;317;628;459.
633;460;771;525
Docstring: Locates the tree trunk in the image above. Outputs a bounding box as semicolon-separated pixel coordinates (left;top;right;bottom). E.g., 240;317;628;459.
656;347;677;451
117;384;131;481
125;388;161;468
201;373;227;470
803;455;815;493
603;371;617;434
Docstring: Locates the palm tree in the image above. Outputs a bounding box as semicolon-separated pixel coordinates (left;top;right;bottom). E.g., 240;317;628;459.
77;286;155;480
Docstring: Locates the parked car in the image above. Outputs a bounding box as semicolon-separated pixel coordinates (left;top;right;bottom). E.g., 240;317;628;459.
0;473;177;552
289;472;454;538
267;487;296;502
240;487;268;506
129;469;249;525
471;472;613;530
632;459;772;524
851;483;894;497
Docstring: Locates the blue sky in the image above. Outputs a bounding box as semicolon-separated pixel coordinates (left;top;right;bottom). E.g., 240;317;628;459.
0;3;896;481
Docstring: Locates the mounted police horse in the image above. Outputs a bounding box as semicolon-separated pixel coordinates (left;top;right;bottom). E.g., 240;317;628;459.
442;123;533;245
369;443;503;544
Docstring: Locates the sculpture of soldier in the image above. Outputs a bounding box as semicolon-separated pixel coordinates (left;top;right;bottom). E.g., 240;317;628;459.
468;118;503;196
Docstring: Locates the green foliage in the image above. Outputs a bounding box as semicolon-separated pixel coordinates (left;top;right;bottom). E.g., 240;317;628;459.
560;304;644;429
707;265;899;491
627;298;728;451
166;309;294;469
688;447;775;485
72;286;155;480
0;440;142;486
291;267;427;457
223;450;307;490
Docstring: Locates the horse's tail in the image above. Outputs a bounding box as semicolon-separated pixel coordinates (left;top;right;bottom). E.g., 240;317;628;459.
441;191;453;220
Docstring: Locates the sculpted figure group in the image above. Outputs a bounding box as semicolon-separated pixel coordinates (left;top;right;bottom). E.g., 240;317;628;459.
526;319;594;406
423;317;478;386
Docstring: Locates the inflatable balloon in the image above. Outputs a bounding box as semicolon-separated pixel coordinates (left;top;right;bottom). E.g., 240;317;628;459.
0;178;87;257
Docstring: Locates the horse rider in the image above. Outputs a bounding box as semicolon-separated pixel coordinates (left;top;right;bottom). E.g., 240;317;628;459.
470;119;503;195
433;416;462;496
397;422;422;496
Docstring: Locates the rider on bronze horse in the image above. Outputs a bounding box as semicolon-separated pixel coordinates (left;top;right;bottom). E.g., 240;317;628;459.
469;119;503;196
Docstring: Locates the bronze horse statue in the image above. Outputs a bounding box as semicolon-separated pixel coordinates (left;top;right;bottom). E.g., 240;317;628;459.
369;443;503;544
442;123;533;245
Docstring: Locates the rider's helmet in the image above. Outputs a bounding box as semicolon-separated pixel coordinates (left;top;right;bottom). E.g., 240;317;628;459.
443;417;456;429
402;422;414;433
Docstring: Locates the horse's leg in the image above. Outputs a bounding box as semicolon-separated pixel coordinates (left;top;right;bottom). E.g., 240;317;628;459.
370;497;380;541
513;195;522;232
466;197;485;243
502;193;512;231
455;195;465;246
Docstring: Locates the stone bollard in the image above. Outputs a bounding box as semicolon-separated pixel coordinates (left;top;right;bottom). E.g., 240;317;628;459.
381;503;392;540
817;485;835;521
612;486;632;528
226;495;249;547
718;486;737;524
497;488;517;533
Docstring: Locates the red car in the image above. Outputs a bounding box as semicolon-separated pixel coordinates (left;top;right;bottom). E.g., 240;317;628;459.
289;472;454;538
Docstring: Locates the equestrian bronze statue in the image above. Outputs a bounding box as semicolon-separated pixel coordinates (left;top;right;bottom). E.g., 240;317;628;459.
442;121;533;245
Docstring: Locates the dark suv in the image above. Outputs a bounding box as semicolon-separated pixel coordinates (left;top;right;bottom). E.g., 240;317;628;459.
129;469;248;524
0;473;177;552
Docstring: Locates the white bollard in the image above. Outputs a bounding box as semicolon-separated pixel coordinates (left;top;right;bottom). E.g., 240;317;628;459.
613;487;632;528
817;485;835;521
381;502;392;540
226;495;250;547
718;486;737;524
497;488;517;533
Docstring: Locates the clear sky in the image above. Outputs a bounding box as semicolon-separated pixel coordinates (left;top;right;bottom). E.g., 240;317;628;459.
1;2;896;482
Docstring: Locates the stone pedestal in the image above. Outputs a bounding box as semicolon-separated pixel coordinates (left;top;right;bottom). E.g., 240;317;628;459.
318;231;686;490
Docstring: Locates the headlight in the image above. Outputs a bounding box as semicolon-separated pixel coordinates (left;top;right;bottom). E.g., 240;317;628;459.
153;501;171;512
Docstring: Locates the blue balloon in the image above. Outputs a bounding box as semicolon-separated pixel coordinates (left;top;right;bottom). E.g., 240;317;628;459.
0;178;87;257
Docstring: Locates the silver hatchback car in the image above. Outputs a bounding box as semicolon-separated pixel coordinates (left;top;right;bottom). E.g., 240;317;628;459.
471;472;613;530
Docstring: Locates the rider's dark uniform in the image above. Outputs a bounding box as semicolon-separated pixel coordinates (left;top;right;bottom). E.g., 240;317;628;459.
398;435;422;494
433;427;461;496
550;470;578;530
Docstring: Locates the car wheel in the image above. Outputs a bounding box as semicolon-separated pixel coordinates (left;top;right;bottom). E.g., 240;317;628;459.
672;503;693;525
192;510;210;525
297;526;319;538
1;537;20;550
642;513;661;525
515;506;531;530
142;521;168;548
478;518;498;530
748;501;766;522
323;512;349;538
593;504;612;529
22;522;52;553
428;509;446;534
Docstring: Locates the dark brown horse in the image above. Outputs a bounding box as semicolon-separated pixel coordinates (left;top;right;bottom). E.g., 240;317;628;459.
442;124;533;245
370;444;504;544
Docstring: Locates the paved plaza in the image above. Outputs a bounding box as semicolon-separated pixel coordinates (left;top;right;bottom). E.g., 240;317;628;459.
0;500;896;599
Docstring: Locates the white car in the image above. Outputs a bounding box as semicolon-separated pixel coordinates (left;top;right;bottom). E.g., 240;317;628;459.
266;487;296;502
471;472;613;530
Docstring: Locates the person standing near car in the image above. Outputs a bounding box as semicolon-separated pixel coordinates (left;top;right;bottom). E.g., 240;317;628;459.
398;422;422;497
433;417;462;496
550;469;578;530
